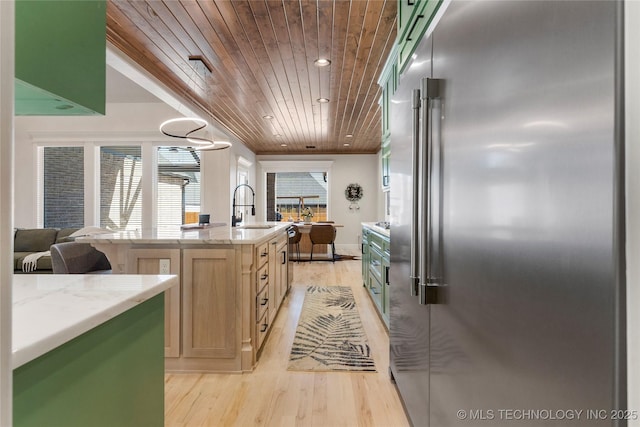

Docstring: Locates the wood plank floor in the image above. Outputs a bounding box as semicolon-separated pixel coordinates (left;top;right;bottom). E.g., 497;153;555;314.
165;258;410;426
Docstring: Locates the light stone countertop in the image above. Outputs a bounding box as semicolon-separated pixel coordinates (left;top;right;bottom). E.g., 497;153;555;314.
12;274;177;369
76;222;291;245
362;222;391;238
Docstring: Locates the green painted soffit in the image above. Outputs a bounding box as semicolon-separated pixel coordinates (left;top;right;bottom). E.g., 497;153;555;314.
15;0;106;116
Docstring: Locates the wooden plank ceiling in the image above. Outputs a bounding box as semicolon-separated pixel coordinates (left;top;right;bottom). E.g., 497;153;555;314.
106;0;397;154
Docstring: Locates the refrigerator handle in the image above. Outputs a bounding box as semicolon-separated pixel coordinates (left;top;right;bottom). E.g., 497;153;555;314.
410;89;421;297
420;78;442;305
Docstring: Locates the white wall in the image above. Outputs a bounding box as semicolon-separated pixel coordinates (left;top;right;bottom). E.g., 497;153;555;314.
626;1;640;423
256;154;384;252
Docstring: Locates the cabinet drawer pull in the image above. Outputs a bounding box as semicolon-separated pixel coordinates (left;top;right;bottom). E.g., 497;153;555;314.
281;251;287;264
261;251;268;257
261;273;268;280
260;323;268;332
406;14;424;42
261;298;269;306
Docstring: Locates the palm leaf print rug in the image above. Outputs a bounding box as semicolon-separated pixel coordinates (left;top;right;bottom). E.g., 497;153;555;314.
288;286;376;372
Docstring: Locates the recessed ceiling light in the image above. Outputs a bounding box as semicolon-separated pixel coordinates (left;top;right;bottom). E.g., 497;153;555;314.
262;115;274;119
314;58;331;67
346;134;353;138
317;98;330;103
280;143;287;147
343;143;350;147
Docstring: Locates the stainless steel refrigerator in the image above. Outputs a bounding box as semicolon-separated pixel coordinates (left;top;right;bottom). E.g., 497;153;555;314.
388;1;626;426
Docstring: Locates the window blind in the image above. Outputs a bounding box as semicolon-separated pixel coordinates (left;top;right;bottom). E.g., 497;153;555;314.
157;147;201;228
43;146;84;228
100;146;142;231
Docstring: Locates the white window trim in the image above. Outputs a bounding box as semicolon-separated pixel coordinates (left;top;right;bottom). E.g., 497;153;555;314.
258;160;333;221
33;131;200;229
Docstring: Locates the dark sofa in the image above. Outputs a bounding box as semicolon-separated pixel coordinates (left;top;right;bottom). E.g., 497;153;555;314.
13;228;79;273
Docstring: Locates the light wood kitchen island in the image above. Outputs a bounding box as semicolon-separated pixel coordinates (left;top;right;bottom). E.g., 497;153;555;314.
78;222;292;373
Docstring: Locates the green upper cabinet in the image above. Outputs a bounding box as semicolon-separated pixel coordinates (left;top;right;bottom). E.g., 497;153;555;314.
396;0;442;73
378;43;397;190
381;135;390;189
397;0;420;44
15;0;106;116
376;0;443;190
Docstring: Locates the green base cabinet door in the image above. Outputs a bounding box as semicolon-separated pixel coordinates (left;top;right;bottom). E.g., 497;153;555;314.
13;294;165;427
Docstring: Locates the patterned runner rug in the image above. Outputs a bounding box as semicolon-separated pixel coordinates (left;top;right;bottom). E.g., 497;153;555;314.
288;286;376;372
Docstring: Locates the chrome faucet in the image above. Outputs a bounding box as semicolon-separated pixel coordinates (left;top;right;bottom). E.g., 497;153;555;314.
232;184;256;227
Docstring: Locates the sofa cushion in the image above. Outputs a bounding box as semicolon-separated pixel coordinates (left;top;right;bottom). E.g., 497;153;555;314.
14;229;58;252
56;228;80;243
14;252;53;272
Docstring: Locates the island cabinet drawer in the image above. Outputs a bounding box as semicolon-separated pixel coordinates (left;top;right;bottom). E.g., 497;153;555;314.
256;285;269;321
256;241;270;268
257;263;269;292
256;308;270;349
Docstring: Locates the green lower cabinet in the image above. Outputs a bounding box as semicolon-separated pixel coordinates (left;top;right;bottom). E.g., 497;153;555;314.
383;249;390;326
362;225;390;328
13;294;165;427
368;271;384;313
362;229;370;286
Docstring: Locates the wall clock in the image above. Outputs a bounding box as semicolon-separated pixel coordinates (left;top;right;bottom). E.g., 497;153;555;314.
345;183;363;211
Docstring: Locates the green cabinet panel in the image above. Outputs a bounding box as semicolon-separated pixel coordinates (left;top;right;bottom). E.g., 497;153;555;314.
378;1;442;192
383;241;390;326
15;0;106;115
368;269;384;313
378;44;397;190
382;135;390;189
398;0;419;43
14;294;165;427
362;228;370;286
397;0;443;73
362;225;390;328
378;45;398;140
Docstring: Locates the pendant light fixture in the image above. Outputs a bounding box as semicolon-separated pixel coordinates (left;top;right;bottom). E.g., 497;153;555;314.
159;55;231;151
195;140;232;150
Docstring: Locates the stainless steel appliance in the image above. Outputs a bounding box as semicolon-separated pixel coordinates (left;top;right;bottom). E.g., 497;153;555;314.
389;1;625;426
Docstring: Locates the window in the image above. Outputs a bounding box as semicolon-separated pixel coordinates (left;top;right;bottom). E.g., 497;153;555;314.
38;142;206;231
267;172;328;222
157;147;201;227
100;146;142;231
42;146;84;228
